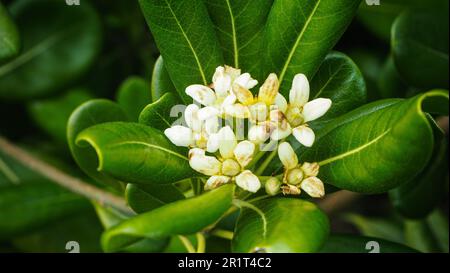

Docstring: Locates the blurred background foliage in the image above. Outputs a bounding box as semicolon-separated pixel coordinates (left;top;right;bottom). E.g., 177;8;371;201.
0;0;448;252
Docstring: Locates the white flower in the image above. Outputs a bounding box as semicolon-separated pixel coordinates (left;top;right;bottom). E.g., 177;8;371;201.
185;66;257;120
189;126;260;192
164;104;219;149
277;142;325;198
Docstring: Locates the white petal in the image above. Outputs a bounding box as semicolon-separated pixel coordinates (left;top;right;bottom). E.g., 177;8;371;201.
301;162;319;177
278;142;298;169
232;83;254;105
258;73;279;105
197;106;220;121
188;148;205;159
189;154;221;176
270;122;292;140
223;103;250;119
224;65;241;80
221;159;241;176
292;125;315;147
218;126;237;159
204;175;231;191
302;98;332;122
289;74;310;107
235;170;261;193
164;126;193;147
234;73;258;89
300;177;325;198
248;124;271;144
185;85;217;106
204;117;219;135
221;93;237;108
233;140;255;168
249;102;268;122
273;93;288;113
206;132;220;153
212;66;232;97
184;104;200;130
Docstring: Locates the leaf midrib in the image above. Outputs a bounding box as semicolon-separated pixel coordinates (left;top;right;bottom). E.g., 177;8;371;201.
225;0;239;68
109;140;188;161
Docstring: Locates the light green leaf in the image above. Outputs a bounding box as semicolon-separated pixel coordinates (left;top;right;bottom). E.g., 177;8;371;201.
232;198;329;253
0;2;20;61
0;0;102;99
205;0;274;74
392;9;449;88
261;0;361;93
138;93;179;131
116;76;152;121
76;122;193;185
139;0;224;102
151;56;177;102
297;90;449;193
101;184;235;252
125;183;185;213
320;234;418;253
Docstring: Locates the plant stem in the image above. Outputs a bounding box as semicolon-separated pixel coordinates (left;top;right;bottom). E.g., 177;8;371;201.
196;233;206;253
255;149;278;175
178;235;196;253
210;229;234;240
0;135;132;214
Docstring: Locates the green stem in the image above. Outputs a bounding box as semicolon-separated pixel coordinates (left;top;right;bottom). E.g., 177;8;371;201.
196;233;206;253
255;149;278;175
178;235;196;253
211;229;234;240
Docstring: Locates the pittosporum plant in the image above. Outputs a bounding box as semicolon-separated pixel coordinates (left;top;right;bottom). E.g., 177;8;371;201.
0;0;448;253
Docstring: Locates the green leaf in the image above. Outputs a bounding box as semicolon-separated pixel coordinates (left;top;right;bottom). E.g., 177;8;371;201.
232;198;329;253
0;2;20;61
261;0;361;93
389;123;448;219
116;76;152;121
376;55;408;98
0;0;102;100
427;209;449;253
392;9;449;88
320;234;418;253
404;220;440;253
0;182;89;240
205;0;274;74
309;51;366;125
67;100;129;188
343;214;404;244
138;93;179;131
101;184;235;252
297;90;449;193
27;89;92;145
125;183;185;213
76;122;193;185
139;0;224;102
151;56;177;102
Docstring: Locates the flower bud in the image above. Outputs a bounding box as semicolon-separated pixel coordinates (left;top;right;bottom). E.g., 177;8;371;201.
265;177;281;196
204;175;231;191
235;170;261;193
233;140;255;168
189;153;221;176
301;162;319;177
289;74;310;107
286;168;304;185
164;126;194;147
212;66;232;97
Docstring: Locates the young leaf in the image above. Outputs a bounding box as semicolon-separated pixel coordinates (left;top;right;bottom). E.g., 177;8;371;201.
116;76;152;121
260;0;361;94
27;89;92;145
232;198;329;253
0;2;20;61
320;234;418;253
101;184;235;252
125;183;185;213
138;93;180;131
67;100;129;188
151;56;177;102
76;122;193;185
0;0;102;100
392;9;449;88
297;90;449;193
139;0;224;102
205;0;274;74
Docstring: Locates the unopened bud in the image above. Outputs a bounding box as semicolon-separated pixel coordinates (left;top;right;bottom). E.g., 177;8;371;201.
300;177;325;198
258;73;279;105
286;168;304;185
265;177;281;196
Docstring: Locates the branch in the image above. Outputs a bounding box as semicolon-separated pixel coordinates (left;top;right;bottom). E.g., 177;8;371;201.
0;135;132;214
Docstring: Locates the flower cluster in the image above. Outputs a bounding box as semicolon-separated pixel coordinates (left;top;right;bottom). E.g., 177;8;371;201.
164;66;331;197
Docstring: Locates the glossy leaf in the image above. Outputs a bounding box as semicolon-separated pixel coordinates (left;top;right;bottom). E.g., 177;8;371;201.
76;122;193;185
101;184;235;252
0;2;20;61
28;89;92;144
116;76;152;121
232;198;329;253
296;90;449;193
138;93;179;131
139;0;224;102
125;183;185;213
392;9;449;88
343;214;404;244
0;0;102;99
205;0;274;74
261;0;361;94
67;100;129;188
151;56;177;102
376;55;408;98
320;234;417;253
